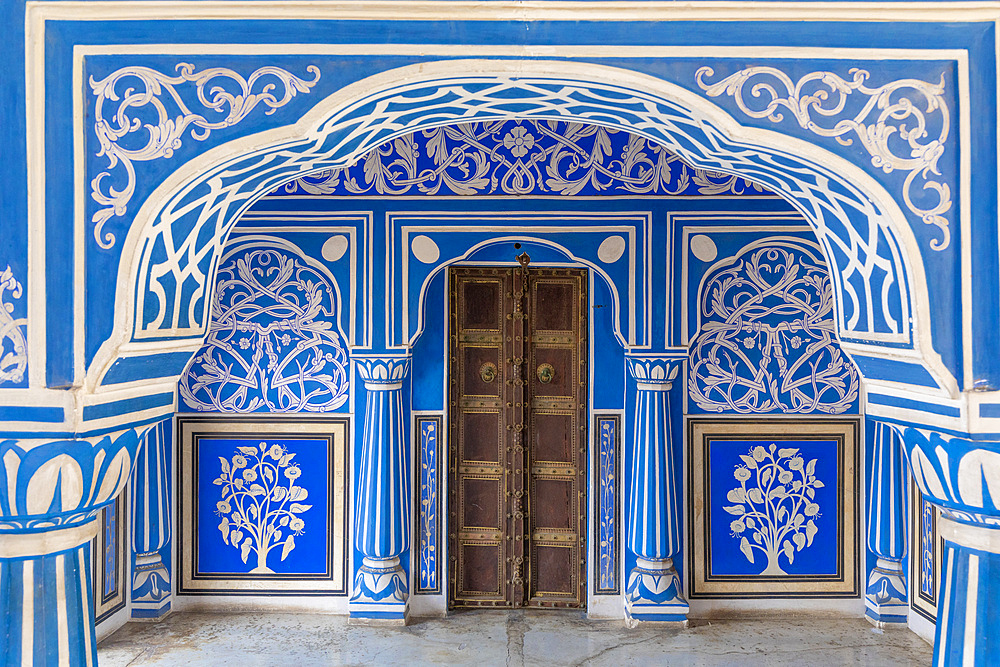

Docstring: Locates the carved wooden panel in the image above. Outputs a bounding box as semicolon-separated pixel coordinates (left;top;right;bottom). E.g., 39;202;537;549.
449;266;587;609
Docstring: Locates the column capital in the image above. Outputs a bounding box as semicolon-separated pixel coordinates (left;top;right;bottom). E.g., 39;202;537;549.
626;355;681;391
356;355;411;390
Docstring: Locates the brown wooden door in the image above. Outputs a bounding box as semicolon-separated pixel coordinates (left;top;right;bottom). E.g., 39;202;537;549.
449;265;587;609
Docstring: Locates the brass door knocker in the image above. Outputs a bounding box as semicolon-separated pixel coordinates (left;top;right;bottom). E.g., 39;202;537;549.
480;362;498;383
536;363;555;384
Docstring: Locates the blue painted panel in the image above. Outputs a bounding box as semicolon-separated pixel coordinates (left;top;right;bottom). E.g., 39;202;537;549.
0;406;64;423
196;437;330;576
82;392;174;422
102;352;200;386
850;356;940;389
595;416;619;594
416;417;439;594
708;439;840;577
868;393;961;418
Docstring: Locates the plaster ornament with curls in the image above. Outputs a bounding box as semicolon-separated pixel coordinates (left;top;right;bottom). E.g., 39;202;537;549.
0;265;27;385
89;62;321;249
696;66;952;250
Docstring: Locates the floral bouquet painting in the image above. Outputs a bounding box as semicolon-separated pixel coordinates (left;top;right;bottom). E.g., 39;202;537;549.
723;443;824;575
213;441;311;574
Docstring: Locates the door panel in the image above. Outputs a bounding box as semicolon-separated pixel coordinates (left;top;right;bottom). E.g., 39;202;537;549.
450;265;587;610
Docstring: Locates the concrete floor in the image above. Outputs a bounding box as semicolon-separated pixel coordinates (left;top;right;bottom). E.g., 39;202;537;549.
98;610;933;666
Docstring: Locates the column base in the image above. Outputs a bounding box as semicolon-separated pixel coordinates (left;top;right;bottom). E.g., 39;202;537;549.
865;557;908;626
349;556;409;621
624;557;689;626
131;551;171;620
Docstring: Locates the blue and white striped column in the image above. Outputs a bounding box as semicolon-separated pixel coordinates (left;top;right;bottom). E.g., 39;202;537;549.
0;522;99;666
130;421;172;619
350;356;411;621
865;420;908;625
624;356;687;626
933;514;1000;666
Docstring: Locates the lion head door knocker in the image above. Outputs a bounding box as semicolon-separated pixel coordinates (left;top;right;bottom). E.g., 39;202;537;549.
480;362;498;383
536;363;555;384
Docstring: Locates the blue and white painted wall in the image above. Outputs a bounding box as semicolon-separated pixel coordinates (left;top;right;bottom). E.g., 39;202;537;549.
2;3;1000;665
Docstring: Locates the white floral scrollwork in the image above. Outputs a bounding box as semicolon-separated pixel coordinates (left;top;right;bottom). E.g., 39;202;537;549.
725;443;823;575
689;240;859;414
179;242;349;412
0;265;27;385
277;120;763;198
89;62;321;249
696;66;952;250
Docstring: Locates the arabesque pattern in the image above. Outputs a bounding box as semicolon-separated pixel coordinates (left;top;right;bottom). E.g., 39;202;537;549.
689;239;859;414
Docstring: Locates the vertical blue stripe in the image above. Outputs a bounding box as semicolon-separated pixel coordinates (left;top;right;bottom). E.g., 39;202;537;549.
868;421;906;559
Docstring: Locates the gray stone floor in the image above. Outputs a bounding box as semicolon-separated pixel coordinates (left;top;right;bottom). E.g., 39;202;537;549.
98;610;933;666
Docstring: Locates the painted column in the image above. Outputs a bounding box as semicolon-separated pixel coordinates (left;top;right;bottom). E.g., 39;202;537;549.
865;420;908;625
130;421;172;619
0;429;143;665
350;356;411;621
934;515;1000;666
624;356;688;625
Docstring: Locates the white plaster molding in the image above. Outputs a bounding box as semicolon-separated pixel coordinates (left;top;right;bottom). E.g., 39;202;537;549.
0;520;99;558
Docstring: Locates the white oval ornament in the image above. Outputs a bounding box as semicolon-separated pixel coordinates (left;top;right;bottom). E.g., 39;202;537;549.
411;235;441;264
597;235;626;263
690;234;718;262
322;234;349;262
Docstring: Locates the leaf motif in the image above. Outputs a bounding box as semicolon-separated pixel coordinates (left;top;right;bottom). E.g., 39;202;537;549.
806;487;815;500
792;532;806;551
740;536;754;564
726;488;745;503
723;505;746;516
263;467;274;484
279;453;294;467
218;517;230;544
219;456;231;474
230;529;243;546
753;531;762;544
289;503;312;513
806;459;817;477
783;540;795;564
281;533;296;561
238;446;257;455
274;529;282;543
249;505;258;520
761;468;772;486
813;480;825;488
767;485;786;500
212;478;225;485
280;516;289;526
805;519;818;546
748;488;764;504
249;484;266;497
240;537;252;563
777;448;799;459
289;487;309;502
777;506;787;523
739;455;757;470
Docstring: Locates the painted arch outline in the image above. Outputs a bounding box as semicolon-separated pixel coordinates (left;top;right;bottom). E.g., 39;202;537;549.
94;60;949;396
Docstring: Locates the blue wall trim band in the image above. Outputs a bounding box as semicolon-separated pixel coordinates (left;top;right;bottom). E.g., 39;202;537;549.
0;406;64;423
101;352;197;386
867;393;962;417
82;393;175;422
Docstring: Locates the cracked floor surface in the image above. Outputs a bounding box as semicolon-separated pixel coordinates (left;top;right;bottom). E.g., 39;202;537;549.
98;610;933;666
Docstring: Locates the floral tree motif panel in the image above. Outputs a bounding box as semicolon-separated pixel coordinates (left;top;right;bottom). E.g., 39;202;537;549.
178;418;348;595
688;419;859;598
415;416;441;595
179;240;349;413
689;239;859;415
910;484;943;623
273;120;762;199
594;415;620;595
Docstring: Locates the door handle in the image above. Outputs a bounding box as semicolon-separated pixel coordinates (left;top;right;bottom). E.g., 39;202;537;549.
480;362;498;383
536;363;555;384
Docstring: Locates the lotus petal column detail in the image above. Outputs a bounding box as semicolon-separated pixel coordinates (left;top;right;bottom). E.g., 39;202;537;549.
0;429;144;665
624;356;688;626
865;420;908;625
130;421;172;619
350;356;411;621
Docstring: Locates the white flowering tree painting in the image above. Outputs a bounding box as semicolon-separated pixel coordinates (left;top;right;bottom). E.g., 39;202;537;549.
213;442;311;574
723;443;823;575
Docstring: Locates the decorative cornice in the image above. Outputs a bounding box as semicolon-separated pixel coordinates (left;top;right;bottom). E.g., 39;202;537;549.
696;66;952;250
89;62;321;249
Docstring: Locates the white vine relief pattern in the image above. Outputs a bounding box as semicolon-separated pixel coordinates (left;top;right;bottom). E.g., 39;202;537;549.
696;66;952;250
724;444;823;575
179;244;349;412
276;120;764;197
0;266;27;385
689;241;859;414
89;63;321;249
214;442;310;574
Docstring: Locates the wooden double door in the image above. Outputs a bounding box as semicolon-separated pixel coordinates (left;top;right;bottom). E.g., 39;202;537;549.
448;265;588;609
